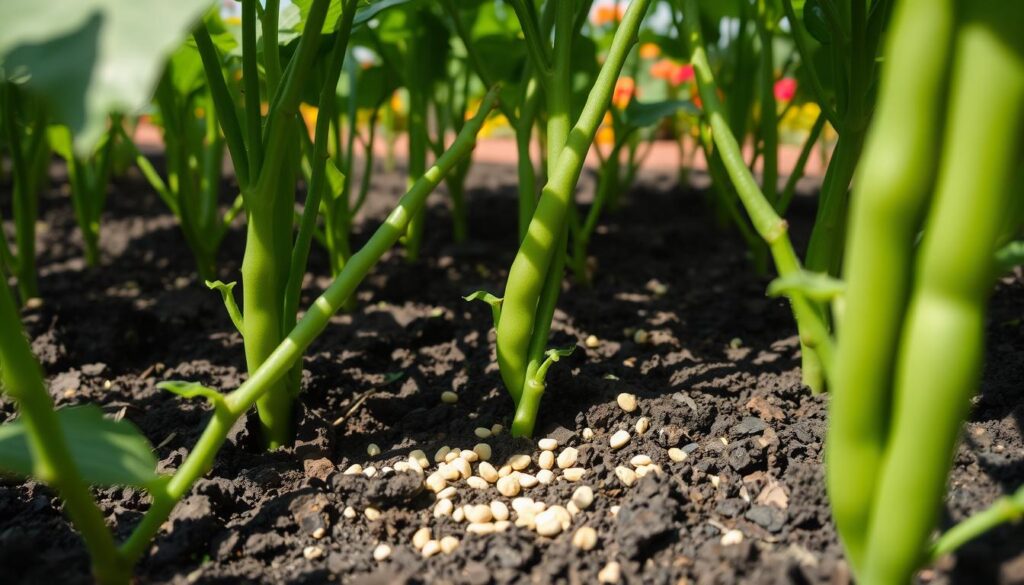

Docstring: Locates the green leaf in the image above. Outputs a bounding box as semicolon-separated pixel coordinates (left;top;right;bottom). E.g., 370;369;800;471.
46;125;74;161
205;280;244;334
803;0;832;45
324;157;347;200
0;0;215;153
767;271;845;302
996;240;1024;272
0;405;162;489
623;99;700;129
544;345;577;361
463;290;503;328
158;380;227;410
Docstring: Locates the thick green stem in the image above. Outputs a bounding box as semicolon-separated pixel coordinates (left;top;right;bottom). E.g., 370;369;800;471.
495;0;652;421
0;284;127;585
681;0;832;390
755;0;778;204
803;128;865;276
861;5;1024;582
120;88;498;565
826;0;954;569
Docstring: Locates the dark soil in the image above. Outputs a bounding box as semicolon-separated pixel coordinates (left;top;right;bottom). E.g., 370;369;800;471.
1;158;1022;585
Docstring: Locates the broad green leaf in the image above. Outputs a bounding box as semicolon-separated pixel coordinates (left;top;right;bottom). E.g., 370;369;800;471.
767;270;845;302
0;0;215;153
623;99;700;128
0;405;162;489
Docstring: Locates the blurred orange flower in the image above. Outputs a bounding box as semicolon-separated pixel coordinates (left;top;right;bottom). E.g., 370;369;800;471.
591;3;624;27
639;43;660;60
613;76;636;109
651;58;676;80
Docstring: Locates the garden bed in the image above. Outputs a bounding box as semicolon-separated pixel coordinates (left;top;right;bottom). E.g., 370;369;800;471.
1;161;1021;584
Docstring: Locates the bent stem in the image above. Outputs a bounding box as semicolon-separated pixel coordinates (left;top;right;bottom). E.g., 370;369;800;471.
679;0;832;391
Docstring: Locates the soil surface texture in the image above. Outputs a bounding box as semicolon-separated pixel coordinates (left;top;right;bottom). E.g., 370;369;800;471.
1;159;1022;585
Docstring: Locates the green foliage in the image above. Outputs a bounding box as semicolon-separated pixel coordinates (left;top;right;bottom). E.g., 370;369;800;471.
0;405;163;490
0;0;214;152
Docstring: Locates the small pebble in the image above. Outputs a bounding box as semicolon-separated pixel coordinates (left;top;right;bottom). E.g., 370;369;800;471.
585;335;600;348
441;391;459;404
509;454;532;471
478;461;499;483
572;526;598;550
562;468;586;481
434;446;451;463
556;447;579;469
467;522;496;535
536;469;555;484
474;427;492;439
571;485;595;510
635;417;650;435
439;536;460;554
425;473;446;493
421;540;441;558
312;527;326;539
616;393;638;413
598;561;622;583
466;476;489;490
610;505;621;516
668;447;687;462
630;454;653;467
410;449;429;468
490;424;504;435
461;449;479;463
363;466;377;478
534;509;564;536
538;438;559;451
490;500;510;521
366;443;381;457
474;443;492;461
582;427;595;441
614;466;637;487
497;475;521;497
343;464;363;475
452;458;472;479
633;329;649;344
413;527;432;550
538;450;555;469
364;507;382;521
437;486;457;499
511;497;535;514
343;506;356;519
465;504;493;524
518;473;539;488
434;499;454;518
610;430;631;450
453;507;465;522
721;529;745;546
303;545;323;560
372;543;392;561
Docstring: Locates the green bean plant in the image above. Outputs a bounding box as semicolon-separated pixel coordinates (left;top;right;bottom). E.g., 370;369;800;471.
466;0;653;437
0;85;498;584
0;82;49;304
825;0;1024;582
47;119;121;267
125;34;244;281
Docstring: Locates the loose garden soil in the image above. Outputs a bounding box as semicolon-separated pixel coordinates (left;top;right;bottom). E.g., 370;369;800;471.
1;157;1022;584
